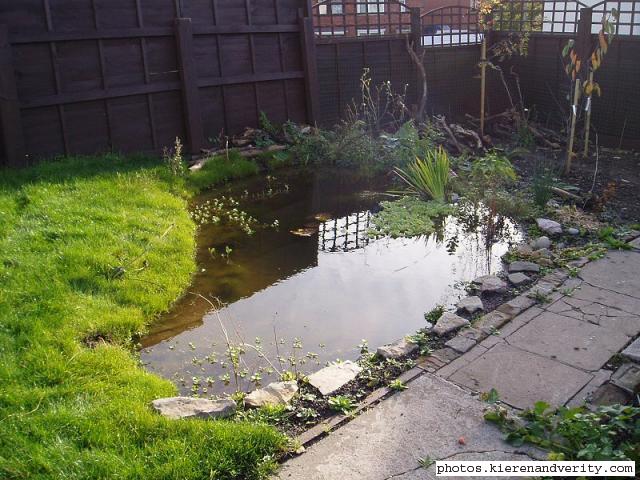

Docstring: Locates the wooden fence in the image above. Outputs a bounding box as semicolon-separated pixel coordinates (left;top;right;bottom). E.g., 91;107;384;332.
2;0;640;167
0;0;317;167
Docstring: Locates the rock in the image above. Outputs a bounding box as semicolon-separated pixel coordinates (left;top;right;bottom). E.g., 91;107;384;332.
474;275;508;294
508;261;540;274
474;311;511;334
556;242;566;250
531;236;551;250
536;218;563;235
531;248;552;259
451;193;460;204
567;228;580;236
567;257;589;268
456;296;484;315
152;397;236;420
424;321;434;331
515;244;534;256
445;335;476;354
244;381;298;408
377;338;418;360
497;295;536;318
622;337;640;363
536;257;555;268
610;363;640;394
590;383;632;406
432;312;470;336
527;282;556;299
308;361;362;396
508;272;531;287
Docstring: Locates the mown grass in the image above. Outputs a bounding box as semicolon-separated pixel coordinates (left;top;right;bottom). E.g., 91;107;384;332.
0;154;286;479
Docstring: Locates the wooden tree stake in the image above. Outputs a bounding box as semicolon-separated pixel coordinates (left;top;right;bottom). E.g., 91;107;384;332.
480;35;487;137
565;79;581;174
583;70;594;157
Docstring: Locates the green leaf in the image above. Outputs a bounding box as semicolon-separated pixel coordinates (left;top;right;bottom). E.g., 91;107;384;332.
562;40;574;57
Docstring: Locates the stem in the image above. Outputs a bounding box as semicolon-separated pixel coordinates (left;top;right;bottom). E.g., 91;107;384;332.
583;70;594;157
565;79;581;175
480;36;487;137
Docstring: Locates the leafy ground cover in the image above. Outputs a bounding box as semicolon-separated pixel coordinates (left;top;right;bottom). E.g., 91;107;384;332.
0;154;286;479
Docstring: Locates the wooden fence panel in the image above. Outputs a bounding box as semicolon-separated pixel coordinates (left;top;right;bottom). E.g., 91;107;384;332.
0;0;311;166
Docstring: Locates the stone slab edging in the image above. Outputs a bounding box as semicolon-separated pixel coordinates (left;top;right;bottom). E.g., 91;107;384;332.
293;267;573;448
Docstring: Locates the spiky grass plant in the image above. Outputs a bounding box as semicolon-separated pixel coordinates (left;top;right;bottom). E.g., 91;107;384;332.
393;146;451;202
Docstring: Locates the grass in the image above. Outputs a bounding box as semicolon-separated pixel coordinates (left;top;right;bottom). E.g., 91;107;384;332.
0;154;286;479
188;150;260;193
393;147;451;201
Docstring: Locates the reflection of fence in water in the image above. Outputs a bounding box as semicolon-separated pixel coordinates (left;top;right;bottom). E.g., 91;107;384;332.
319;211;372;252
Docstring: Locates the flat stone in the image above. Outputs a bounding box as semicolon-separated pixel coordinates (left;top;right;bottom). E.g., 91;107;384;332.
567;257;589;268
509;261;540;273
476;275;508;294
567;228;580;236
567;369;612;408
516;244;534;256
579;251;640;300
547;297;640;337
631;237;640;249
610;363;640;393
536;218;563;235
244;381;298;408
570;282;640;316
507;311;630;371
151;397;236;420
445;335;477;353
457;296;484;315
497;295;536;318
278;374;543;480
531;236;551;250
527;282;556;299
448;343;593;409
377;338;418;360
622;337;640;363
591;383;632;407
508;272;531;287
474;310;511;334
308;361;362;396
433;312;470;336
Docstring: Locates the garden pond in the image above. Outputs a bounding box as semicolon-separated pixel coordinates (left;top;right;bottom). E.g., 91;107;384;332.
140;169;522;395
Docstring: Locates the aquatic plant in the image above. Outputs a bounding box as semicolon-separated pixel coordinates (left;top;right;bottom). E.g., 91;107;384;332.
394;147;451;201
369;197;453;238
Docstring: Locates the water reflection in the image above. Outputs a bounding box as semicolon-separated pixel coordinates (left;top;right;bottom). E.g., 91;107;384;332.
140;169;521;395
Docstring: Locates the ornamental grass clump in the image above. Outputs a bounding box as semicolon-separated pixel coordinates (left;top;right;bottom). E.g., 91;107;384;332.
394;146;451;202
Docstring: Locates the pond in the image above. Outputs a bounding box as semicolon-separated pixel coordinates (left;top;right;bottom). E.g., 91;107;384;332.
140;169;522;395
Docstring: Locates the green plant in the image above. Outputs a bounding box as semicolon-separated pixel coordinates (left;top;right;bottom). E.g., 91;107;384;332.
470;151;517;190
327;396;357;416
369;197;453;238
388;379;408;392
163;136;186;177
485;402;640;461
598;227;632;250
424;305;445;324
394;147;451;201
532;162;556;208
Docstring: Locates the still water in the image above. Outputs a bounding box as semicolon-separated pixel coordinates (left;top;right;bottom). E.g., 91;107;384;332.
140;169;521;394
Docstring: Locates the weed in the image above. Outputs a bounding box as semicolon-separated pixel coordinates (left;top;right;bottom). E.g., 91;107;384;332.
327;396;357;415
163;137;186;177
470;151;518;190
531;162;556;208
485;402;640;461
418;457;435;468
598;227;632;250
388;379;408;392
425;305;445;324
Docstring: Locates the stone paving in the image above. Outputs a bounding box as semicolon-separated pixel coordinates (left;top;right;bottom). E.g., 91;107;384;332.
277;250;640;479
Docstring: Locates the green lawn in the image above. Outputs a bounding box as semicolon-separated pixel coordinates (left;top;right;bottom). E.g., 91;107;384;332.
0;155;286;479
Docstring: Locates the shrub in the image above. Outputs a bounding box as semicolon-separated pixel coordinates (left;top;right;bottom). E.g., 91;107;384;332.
470;151;517;190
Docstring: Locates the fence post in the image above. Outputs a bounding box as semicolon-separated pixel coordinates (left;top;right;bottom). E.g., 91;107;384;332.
175;18;203;155
410;7;421;51
299;8;320;126
0;25;25;167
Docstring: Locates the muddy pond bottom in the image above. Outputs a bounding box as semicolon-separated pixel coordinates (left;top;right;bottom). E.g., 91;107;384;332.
141;169;522;395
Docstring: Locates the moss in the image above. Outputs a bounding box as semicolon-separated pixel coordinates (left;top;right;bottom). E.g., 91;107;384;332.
369;196;454;238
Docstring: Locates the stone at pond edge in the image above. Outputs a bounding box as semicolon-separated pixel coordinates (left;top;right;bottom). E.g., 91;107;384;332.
152;397;236;420
474;275;508;294
610;363;640;394
621;337;640;363
567;228;580;236
536;218;563;235
531;236;551;250
445;335;476;354
377;338;418;360
508;272;531;287
308;361;362;396
433;312;470;336
244;381;298;408
456;296;484;315
508;261;540;273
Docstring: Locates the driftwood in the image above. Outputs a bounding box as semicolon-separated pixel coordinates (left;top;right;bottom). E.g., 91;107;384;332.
434;115;466;153
551;186;583;202
190;144;287;171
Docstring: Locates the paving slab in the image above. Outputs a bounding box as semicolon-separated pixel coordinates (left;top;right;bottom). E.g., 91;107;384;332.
579;251;640;299
277;374;541;480
568;282;640;316
447;343;593;409
506;311;630;371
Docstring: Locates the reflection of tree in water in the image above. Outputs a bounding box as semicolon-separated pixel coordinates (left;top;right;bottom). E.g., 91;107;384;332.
319;211;373;252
